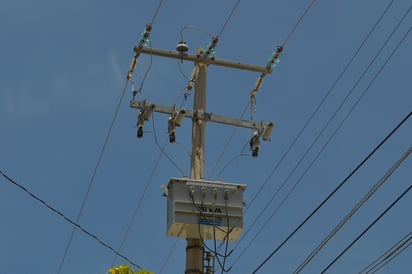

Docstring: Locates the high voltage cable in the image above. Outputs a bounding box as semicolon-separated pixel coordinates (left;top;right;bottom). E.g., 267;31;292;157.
111;135;170;267
240;24;412;272
158;239;179;274
295;146;412;273
0;170;144;270
237;0;395;221
152;113;185;176
282;0;317;47
57;0;167;270
210;0;320;180
217;0;241;37
150;0;164;26
57;80;130;274
208;101;250;179
226;0;400;262
250;111;412;273
359;231;412;273
320;185;412;273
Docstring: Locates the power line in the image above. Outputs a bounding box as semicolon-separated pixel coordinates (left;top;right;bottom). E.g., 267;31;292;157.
150;0;164;26
295;146;412;273
217;0;241;38
359;231;412;273
110;135;169;267
243;0;395;220
320;184;412;273
282;0;317;47
250;111;411;273
0;170;144;270
210;0;320;180
158;239;179;274
57;79;130;274
231;14;412;268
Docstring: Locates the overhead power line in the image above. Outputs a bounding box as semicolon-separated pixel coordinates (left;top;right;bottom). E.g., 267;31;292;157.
231;16;412;269
0;170;144;270
57;80;130;274
210;0;319;181
295;146;412;273
321;184;412;273
250;111;411;273
282;0;317;47
217;0;241;37
111;135;170;267
359;231;412;273
237;0;396;223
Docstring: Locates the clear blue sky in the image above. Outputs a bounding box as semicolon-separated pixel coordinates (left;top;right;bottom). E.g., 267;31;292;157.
1;1;411;273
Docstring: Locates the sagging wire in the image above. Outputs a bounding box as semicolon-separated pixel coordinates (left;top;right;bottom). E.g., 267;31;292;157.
216;140;251;179
0;170;144;270
152;113;185;177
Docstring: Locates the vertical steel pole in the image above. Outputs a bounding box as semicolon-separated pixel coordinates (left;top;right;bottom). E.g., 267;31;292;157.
185;60;207;274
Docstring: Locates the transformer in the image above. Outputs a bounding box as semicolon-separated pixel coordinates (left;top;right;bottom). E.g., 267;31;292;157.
165;177;246;242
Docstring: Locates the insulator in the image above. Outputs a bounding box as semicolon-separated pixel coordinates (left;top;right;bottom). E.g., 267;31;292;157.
254;76;264;91
176;41;189;53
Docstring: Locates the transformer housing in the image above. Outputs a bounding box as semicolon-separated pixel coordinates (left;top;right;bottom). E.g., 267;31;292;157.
166;177;246;241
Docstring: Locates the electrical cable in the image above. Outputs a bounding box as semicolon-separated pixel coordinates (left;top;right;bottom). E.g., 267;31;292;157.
320;185;412;274
152;113;185;176
109;1;168;265
282;0;317;47
244;0;395;224
57;79;129;274
295;146;412;273
230;16;412;269
360;231;412;274
110;135;169;267
149;0;164;26
158;238;179;274
249;111;411;273
211;0;319;181
0;170;144;270
217;0;241;38
208;101;250;179
217;0;394;259
189;194;232;271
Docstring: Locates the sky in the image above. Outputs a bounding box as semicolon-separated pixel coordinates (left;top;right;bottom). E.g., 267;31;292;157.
1;0;411;273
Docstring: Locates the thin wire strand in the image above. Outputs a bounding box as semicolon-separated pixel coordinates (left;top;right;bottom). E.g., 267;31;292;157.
370;237;412;273
211;0;319;181
237;25;412;271
150;0;164;26
217;0;241;38
360;231;412;273
208;101;250;179
320;185;412;274
295;146;412;273
217;0;399;260
243;0;396;226
158;239;179;274
57;79;129;274
111;136;169;267
152;114;186;176
249;111;412;273
282;0;317;47
0;170;144;270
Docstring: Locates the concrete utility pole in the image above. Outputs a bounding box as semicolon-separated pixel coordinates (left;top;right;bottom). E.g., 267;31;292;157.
186;59;207;274
131;45;273;274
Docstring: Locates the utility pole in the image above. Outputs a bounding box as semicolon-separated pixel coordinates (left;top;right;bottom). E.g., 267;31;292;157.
186;57;207;274
131;44;277;274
